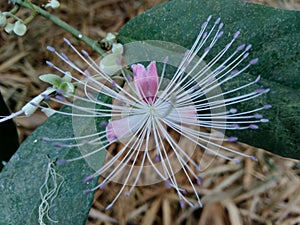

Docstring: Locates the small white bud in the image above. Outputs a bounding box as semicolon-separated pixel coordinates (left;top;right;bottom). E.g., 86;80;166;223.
112;43;123;55
105;33;117;42
13;21;27;36
0;13;7;27
45;0;60;9
100;53;122;76
4;23;14;34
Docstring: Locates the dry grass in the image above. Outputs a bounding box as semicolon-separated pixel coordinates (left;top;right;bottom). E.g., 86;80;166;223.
86;142;300;225
0;0;299;225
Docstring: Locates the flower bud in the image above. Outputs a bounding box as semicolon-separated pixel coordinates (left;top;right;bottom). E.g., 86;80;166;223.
99;53;122;76
0;13;6;27
45;0;60;9
13;21;27;36
111;43;123;55
4;23;14;34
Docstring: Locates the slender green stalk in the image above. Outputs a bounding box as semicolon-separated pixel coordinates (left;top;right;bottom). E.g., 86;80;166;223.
13;0;106;56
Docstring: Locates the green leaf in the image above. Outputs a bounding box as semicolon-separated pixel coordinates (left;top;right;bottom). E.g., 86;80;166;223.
119;0;300;159
39;74;62;87
0;107;101;225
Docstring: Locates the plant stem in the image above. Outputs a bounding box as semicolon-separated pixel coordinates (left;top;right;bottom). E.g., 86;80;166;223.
13;0;106;56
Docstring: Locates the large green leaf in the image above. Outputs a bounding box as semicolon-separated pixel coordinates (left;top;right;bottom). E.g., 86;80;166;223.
119;0;300;159
0;108;100;225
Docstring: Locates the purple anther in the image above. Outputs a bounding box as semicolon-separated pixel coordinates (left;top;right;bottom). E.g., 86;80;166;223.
83;189;92;194
165;180;172;188
100;121;108;127
42;137;51;141
207;15;212;21
188;202;196;208
83;175;94;183
192;84;200;91
155;154;161;162
233;123;240;129
124;192;130;197
182;189;187;194
201;22;207;29
255;75;261;83
250;155;258;161
105;203;113;211
196;177;202;186
255;88;269;94
233;158;240;164
218;23;224;30
231;69;239;75
243;52;250;59
249;58;259;65
111;80;117;89
226;43;231;49
46;61;54;67
254;113;263;119
228;136;238;142
249;124;259;129
230;108;237;114
61;53;69;61
197;201;203;208
205;46;211;53
56;89;65;95
217;65;226;72
55;95;65;102
215;17;221;25
56;159;67;165
179;199;185;208
184;50;190;57
260;118;269;123
237;44;246;51
63;37;71;45
207;76;215;83
263;104;272;109
53;142;62;147
46;46;55;52
41;94;50;100
29;102;38;107
234;31;240;39
217;31;224;39
81;49;89;56
99;182;107;190
245;44;252;51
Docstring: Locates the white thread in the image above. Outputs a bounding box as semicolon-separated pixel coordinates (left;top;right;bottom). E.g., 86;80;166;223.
38;159;64;225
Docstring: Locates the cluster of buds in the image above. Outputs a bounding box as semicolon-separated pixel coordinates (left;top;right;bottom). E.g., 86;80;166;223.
0;11;27;36
0;0;60;37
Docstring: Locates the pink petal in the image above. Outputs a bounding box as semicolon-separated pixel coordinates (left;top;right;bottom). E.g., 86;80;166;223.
106;115;145;143
146;61;158;102
105;122;116;142
176;105;198;124
132;64;148;99
132;61;159;104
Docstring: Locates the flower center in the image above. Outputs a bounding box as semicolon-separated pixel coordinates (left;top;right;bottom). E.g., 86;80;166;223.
148;105;157;116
